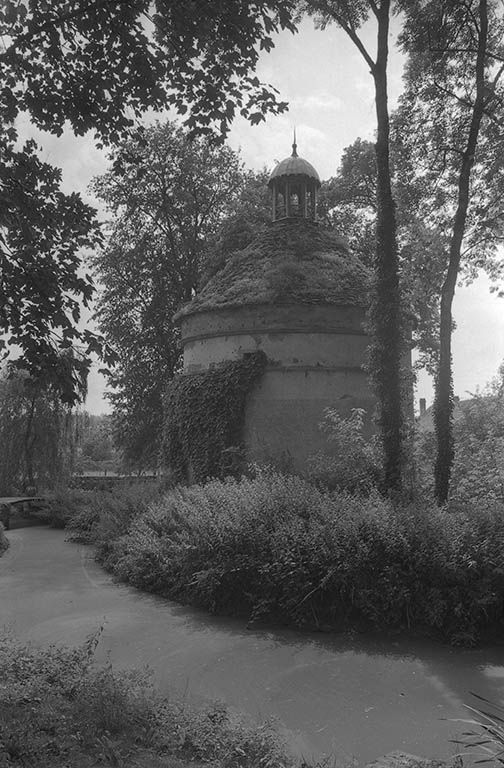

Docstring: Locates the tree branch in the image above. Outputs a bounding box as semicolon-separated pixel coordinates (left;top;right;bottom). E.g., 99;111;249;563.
326;7;376;72
485;61;504;105
433;79;474;110
460;0;481;36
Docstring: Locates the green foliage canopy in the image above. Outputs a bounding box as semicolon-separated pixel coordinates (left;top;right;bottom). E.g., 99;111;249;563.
1;137;106;403
397;0;504;502
0;0;297;141
0;370;80;493
92;122;265;468
0;0;298;403
321;136;448;373
79;414;116;466
417;363;504;506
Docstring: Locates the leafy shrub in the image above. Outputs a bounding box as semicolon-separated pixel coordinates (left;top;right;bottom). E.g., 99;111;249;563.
450;393;504;506
91;485;165;562
94;470;504;645
416;370;504;507
307;408;382;493
41;487;94;529
0;632;298;768
0;632;155;766
45;484;163;553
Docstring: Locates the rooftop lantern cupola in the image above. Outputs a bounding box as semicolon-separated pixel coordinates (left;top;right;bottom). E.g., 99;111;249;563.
268;132;321;222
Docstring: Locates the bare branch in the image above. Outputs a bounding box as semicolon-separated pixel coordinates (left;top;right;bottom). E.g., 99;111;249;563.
323;6;376;72
459;0;481;36
433;80;474;110
487;50;504;63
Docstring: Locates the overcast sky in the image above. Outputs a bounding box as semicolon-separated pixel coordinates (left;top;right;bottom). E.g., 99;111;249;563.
20;16;504;413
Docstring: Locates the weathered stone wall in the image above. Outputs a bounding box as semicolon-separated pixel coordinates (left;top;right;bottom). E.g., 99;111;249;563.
244;368;374;469
180;303;375;471
181;304;368;372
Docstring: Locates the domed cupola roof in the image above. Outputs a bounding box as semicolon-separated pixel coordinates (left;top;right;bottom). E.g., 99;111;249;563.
268;136;321;188
267;133;321;221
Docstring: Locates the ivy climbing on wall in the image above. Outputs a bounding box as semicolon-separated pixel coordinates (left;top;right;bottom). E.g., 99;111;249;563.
162;351;267;484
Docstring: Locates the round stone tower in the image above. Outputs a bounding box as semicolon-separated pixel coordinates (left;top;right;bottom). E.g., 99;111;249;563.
175;141;374;471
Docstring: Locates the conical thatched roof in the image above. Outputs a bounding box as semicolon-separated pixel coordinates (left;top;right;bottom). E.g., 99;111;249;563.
175;218;370;320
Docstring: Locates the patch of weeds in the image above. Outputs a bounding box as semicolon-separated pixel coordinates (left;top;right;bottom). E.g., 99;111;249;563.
0;630;320;768
450;692;504;765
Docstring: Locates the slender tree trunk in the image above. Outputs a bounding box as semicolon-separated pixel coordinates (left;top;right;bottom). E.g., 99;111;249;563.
434;0;488;504
313;0;404;491
372;0;403;493
24;393;37;489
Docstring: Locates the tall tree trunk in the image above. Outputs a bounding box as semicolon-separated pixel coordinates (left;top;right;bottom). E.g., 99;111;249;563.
372;0;403;493
24;393;37;490
311;0;404;492
434;0;488;504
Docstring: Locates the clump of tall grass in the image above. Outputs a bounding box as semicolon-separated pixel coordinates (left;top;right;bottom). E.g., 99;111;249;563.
450;693;504;766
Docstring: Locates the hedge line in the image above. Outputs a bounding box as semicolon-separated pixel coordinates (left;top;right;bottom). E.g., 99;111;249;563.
63;472;504;646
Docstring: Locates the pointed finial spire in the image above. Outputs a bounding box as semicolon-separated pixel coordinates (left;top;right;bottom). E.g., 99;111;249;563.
292;127;298;157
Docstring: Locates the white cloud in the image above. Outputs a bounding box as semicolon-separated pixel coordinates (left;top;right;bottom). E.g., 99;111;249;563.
290;93;345;112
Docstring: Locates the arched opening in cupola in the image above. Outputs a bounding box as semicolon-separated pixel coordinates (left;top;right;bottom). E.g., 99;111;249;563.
268;135;321;222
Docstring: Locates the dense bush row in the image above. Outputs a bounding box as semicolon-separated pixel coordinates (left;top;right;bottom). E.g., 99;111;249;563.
40;483;163;539
66;471;504;646
0;632;300;768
